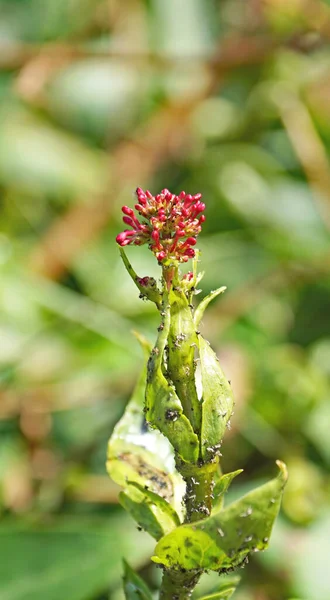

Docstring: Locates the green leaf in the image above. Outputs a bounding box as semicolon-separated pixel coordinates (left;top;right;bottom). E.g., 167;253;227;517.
119;247;162;307
199;336;234;461
212;470;243;514
107;334;183;512
123;560;153;600
0;515;154;600
193;573;241;599
194;287;227;328
152;461;288;571
119;481;180;540
146;295;199;464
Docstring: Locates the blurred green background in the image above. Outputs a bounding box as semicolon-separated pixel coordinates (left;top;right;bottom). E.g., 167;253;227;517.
1;1;330;599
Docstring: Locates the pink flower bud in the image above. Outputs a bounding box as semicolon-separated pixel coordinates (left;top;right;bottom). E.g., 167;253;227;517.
116;231;134;246
116;188;204;263
184;271;194;281
122;206;134;216
123;216;135;227
136;188;147;205
184;247;195;257
157;251;166;262
186;237;197;246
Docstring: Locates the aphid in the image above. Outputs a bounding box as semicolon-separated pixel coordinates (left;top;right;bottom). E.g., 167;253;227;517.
240;507;253;518
191;477;200;485
165;409;179;421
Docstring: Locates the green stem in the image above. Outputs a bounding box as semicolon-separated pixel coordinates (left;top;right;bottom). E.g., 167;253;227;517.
166;277;201;433
177;459;218;522
158;264;217;598
159;460;218;599
159;569;201;600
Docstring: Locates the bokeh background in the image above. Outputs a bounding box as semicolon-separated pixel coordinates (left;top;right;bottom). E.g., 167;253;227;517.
1;1;330;599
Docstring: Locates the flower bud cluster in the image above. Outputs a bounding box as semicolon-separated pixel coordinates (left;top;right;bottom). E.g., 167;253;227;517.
116;188;205;263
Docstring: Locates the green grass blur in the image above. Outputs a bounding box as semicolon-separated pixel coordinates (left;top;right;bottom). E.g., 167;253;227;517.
0;1;330;599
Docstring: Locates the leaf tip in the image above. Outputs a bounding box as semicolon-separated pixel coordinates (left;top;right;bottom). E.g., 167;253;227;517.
276;460;288;484
132;330;152;354
151;555;165;566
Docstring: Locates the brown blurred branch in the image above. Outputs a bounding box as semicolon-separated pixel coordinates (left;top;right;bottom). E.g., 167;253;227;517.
27;100;203;278
0;30;325;73
24;27;330;279
275;90;330;231
27;42;221;277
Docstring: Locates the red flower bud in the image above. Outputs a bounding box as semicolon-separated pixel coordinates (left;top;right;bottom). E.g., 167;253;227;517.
157;251;166;262
116;188;205;263
184;247;195;257
122;205;134;216
123;216;135;227
116;230;134;246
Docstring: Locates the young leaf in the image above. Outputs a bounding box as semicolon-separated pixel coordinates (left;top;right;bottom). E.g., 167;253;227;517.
198;589;236;600
152;461;288;571
123;560;153;600
119;481;180;540
212;470;243;514
118;247;162;307
199;336;234;461
146;294;199;464
194;287;227;328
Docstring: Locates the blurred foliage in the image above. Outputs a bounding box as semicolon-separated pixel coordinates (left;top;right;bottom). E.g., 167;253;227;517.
0;0;330;599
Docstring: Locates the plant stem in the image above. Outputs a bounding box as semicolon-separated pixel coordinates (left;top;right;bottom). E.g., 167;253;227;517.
158;265;218;598
181;461;218;522
159;568;201;600
159;460;218;598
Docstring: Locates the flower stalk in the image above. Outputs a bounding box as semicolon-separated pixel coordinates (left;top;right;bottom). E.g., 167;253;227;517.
107;188;287;600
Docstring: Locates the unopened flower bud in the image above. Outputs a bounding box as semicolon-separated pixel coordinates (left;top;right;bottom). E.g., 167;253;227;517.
116;188;205;263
